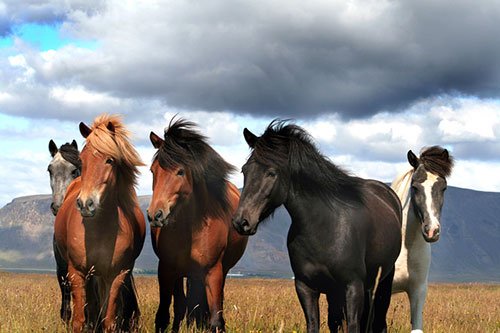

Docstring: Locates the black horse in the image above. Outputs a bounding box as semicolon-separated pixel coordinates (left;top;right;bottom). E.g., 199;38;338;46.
232;121;402;333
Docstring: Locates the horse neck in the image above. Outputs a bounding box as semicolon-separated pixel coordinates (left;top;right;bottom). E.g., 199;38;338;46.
391;168;425;246
115;172;138;217
391;168;413;209
192;178;230;221
284;188;334;233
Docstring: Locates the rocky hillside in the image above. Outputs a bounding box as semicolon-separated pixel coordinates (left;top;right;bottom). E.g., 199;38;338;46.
1;186;499;282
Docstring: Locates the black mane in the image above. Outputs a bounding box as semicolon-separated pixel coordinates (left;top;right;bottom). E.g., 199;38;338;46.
59;142;81;170
419;146;454;178
251;120;364;205
154;118;236;216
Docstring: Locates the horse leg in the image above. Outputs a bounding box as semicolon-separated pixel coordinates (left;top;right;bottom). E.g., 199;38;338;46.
187;277;209;329
121;272;141;332
102;269;129;332
155;261;175;333
172;278;187;332
326;287;346;333
53;237;71;324
84;275;101;331
345;279;364;333
371;268;395;333
204;262;225;332
67;265;87;333
408;281;427;333
294;278;320;333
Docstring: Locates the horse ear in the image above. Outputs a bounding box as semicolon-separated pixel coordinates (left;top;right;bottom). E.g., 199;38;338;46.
79;122;92;138
442;148;449;160
106;122;115;134
71;139;78;150
407;150;419;169
150;131;164;149
243;128;258;148
49;140;58;157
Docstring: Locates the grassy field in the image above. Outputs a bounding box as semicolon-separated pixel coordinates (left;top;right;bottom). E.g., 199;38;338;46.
0;272;499;332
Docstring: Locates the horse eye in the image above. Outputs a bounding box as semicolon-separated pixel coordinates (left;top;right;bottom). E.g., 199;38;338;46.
177;169;185;176
106;158;114;165
71;169;80;178
267;170;277;177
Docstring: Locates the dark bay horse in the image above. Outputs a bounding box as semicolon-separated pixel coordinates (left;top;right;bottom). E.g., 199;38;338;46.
147;119;248;332
232;121;402;333
48;139;81;324
391;146;454;332
54;114;146;332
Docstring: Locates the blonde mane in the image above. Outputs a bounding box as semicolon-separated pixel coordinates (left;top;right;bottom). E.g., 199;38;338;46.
390;167;414;210
84;114;144;209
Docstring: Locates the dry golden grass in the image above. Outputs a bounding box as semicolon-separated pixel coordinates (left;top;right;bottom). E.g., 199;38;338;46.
0;272;499;332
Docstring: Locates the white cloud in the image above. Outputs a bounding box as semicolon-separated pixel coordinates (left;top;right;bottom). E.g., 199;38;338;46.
50;85;120;106
434;101;500;142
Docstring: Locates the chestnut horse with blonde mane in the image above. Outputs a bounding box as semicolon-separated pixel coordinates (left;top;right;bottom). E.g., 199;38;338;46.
54;114;146;332
147;119;248;332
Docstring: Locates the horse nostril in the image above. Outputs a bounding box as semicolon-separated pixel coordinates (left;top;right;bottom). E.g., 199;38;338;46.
76;198;83;210
154;210;163;221
50;202;58;215
241;219;250;230
424;225;430;233
86;199;95;210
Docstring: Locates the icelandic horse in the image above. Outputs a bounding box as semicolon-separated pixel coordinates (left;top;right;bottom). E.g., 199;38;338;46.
147;119;248;332
391;146;454;333
48;139;81;324
54;114;146;332
232;121;402;333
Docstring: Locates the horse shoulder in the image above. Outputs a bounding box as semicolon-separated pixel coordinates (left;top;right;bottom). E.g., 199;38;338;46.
63;177;81;202
117;204;146;254
54;180;82;254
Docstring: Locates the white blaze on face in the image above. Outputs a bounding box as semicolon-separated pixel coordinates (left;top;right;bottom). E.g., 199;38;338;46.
422;172;440;239
49;152;76;208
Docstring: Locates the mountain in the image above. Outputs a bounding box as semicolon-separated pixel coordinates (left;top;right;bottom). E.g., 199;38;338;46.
0;187;499;282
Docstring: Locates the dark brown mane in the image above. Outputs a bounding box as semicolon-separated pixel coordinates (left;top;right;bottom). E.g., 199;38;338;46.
154;118;236;217
251;119;364;206
59;142;81;170
419;146;454;178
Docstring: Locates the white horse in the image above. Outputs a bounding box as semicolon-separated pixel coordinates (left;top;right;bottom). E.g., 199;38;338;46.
391;146;454;333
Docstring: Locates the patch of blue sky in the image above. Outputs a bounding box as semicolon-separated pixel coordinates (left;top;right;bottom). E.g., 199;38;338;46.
0;36;12;48
0;23;98;51
0;113;30;131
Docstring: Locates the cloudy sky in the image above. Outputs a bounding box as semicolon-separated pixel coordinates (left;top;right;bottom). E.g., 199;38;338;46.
1;0;500;207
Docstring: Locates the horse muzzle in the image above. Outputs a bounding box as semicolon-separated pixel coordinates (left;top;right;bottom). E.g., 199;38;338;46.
232;217;257;235
76;197;97;218
147;208;170;228
422;224;440;243
50;202;60;216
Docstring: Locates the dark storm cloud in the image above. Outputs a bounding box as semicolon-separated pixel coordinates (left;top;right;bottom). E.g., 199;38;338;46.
4;0;500;120
33;0;498;119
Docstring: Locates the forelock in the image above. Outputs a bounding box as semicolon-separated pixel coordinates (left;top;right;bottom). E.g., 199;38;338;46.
419;146;454;178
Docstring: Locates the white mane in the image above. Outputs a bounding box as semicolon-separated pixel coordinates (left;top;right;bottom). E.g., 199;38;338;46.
390;167;414;210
